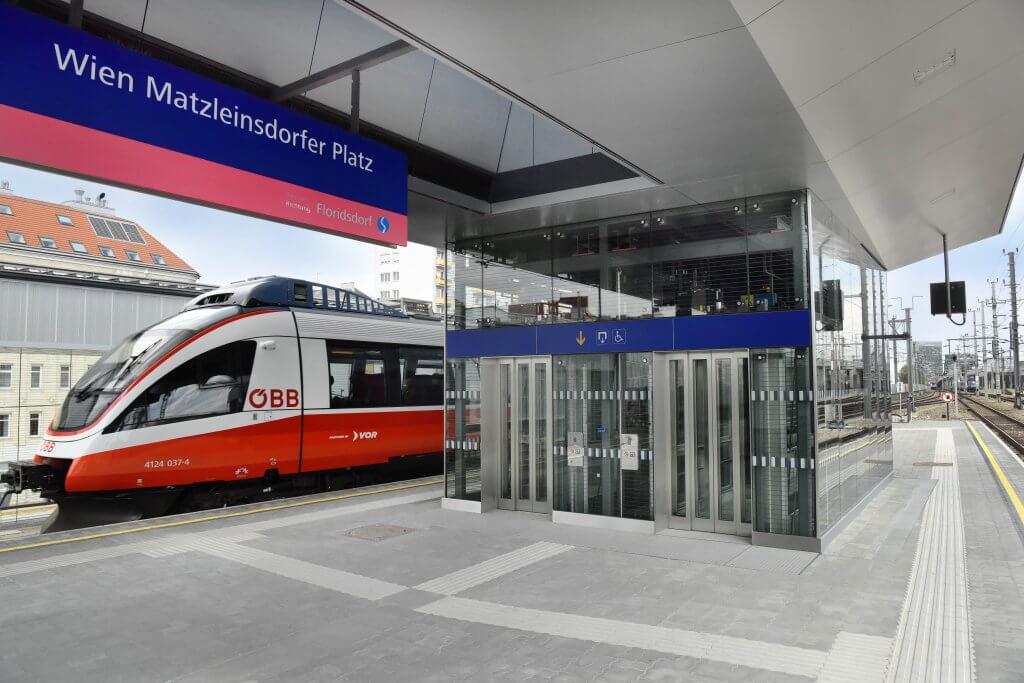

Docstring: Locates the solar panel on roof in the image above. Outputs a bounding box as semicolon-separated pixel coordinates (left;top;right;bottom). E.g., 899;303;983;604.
122;223;144;243
88;216;113;238
105;219;128;241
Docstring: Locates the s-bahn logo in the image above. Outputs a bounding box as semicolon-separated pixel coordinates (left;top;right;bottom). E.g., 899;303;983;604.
248;387;300;409
376;216;390;234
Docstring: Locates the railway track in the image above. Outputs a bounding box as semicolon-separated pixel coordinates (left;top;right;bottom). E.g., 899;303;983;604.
961;395;1024;459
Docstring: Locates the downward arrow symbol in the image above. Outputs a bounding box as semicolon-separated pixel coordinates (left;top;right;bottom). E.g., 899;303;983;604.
576;330;586;346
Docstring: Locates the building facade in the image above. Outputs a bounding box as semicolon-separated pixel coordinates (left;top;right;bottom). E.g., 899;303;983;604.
0;185;211;494
442;190;892;551
914;341;943;384
374;243;448;317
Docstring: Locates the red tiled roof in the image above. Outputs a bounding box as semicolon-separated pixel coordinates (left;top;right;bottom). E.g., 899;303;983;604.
0;192;196;274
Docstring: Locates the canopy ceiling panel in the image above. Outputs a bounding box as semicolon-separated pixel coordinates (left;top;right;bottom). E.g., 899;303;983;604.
746;0;975;107
46;0;1024;267
143;0;323;85
339;0;744;89
78;0;146;29
417;61;511;172
308;51;436;143
496;104;535;173
350;0;1023;267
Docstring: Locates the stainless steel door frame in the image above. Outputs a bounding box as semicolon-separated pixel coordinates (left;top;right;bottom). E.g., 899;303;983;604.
711;353;737;535
529;357;552;514
497;358;515;511
690;352;715;533
660;350;751;535
494;356;552;513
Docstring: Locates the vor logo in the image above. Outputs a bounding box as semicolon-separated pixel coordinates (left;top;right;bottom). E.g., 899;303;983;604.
248;388;300;408
352;430;379;441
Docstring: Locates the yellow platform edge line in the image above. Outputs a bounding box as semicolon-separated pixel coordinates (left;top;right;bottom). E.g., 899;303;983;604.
0;504;56;521
965;420;1024;527
0;477;442;555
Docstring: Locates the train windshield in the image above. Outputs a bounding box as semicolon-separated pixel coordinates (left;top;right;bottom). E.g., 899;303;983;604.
52;306;243;432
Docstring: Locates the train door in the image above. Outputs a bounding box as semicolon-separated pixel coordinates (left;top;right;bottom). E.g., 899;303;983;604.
244;335;303;476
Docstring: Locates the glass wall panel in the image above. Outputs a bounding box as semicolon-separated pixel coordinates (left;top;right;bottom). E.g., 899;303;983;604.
447;240;483;330
650;192;808;316
552;352;653;520
552;215;652;321
670;359;686;517
717;358;734;522
621;352;653;519
810;192;893;536
535;363;548;503
480;229;554;326
750;347;815;536
693;358;711;520
517;363;530;500
446;191;810;330
445;357;481;501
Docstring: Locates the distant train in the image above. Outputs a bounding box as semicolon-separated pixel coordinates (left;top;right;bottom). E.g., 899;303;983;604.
0;277;443;532
931;375;977;393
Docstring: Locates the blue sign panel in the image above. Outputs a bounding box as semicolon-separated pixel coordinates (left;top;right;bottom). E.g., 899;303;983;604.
446;310;812;358
0;6;409;245
445;326;538;358
536;318;674;355
673;310;811;349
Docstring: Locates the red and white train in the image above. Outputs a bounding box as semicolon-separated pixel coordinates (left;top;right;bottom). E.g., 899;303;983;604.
0;276;444;532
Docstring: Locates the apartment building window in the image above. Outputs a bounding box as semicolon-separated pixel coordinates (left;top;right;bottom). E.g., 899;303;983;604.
125;249;141;262
30;364;41;388
0;204;12;216
392;271;399;281
29;412;40;437
57;214;74;226
0;414;9;438
0;363;11;388
381;273;390;282
39;236;57;249
6;230;25;244
151;254;166;265
99;245;116;258
60;364;71;388
70;241;88;253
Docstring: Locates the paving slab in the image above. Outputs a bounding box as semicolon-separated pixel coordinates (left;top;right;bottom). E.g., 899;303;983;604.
0;422;1022;681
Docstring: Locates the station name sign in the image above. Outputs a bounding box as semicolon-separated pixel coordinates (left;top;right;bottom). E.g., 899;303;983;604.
0;6;408;246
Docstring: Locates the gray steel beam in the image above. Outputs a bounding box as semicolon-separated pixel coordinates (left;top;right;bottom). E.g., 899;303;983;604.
271;40;413;102
68;0;83;27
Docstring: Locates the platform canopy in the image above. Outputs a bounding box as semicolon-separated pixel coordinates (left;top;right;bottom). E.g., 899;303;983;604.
44;0;1024;268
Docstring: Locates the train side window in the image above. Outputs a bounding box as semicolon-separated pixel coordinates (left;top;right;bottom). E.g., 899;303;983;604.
398;347;444;406
109;340;257;432
327;344;390;408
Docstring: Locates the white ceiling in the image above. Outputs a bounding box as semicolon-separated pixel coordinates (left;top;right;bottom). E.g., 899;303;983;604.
348;0;1024;269
77;0;600;180
72;0;1024;268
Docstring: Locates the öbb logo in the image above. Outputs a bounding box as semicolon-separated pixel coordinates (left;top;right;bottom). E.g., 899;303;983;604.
248;388;299;409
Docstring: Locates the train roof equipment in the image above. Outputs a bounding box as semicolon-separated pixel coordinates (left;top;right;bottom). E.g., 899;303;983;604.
185;275;407;318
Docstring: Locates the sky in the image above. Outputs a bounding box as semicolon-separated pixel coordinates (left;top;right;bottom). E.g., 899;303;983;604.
1;159;1021;356
0;161;385;293
886;175;1024;352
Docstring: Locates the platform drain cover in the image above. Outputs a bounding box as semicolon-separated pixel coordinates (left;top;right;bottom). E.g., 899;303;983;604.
912;461;953;466
345;523;415;541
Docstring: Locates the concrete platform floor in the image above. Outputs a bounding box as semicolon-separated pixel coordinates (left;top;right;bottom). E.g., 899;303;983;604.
0;421;1022;682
